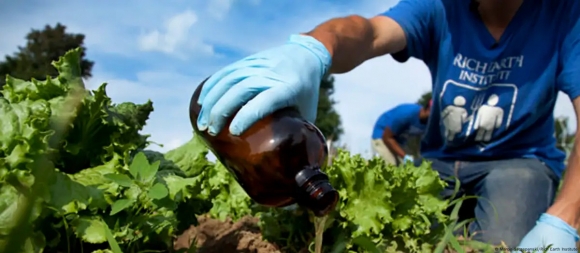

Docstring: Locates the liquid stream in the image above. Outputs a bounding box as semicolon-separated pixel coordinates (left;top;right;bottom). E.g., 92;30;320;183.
314;215;328;253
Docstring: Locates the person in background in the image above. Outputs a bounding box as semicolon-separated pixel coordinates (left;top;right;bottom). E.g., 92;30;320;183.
193;0;580;250
371;100;432;166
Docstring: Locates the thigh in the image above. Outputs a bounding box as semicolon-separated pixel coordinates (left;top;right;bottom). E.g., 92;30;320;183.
371;139;400;165
467;158;559;247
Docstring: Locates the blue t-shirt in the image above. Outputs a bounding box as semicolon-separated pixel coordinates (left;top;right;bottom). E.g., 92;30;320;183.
381;0;580;178
372;103;427;147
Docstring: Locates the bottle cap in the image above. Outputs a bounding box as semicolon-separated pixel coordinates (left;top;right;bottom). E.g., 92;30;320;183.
295;168;339;216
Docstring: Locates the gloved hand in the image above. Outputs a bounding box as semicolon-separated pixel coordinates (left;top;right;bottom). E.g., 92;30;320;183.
403;155;414;164
196;34;332;136
514;213;579;253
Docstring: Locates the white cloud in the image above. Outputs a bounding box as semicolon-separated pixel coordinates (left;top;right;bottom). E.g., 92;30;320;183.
138;10;213;57
207;0;234;20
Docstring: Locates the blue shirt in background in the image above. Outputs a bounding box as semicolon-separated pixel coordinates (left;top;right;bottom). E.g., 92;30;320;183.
372;103;427;147
381;0;580;178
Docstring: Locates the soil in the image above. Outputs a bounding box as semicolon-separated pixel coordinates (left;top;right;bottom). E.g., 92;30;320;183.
174;215;282;253
175;215;580;253
173;215;466;253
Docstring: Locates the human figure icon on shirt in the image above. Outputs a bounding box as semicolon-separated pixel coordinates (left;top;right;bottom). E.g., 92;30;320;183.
473;94;503;142
441;95;468;141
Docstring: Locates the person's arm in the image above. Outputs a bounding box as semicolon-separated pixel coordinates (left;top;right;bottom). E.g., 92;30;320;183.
303;0;442;73
548;13;580;229
305;16;405;74
381;110;411;158
547;97;580;229
382;127;407;158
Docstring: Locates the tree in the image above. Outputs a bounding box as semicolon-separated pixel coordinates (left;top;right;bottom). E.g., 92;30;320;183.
417;91;432;107
315;74;343;142
555;116;575;157
0;23;94;88
553;116;575;191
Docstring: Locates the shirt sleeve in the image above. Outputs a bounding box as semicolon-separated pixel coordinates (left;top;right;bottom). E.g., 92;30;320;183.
385;108;412;136
378;0;444;63
557;11;580;100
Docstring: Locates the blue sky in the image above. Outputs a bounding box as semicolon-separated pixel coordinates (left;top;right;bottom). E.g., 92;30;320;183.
0;0;575;156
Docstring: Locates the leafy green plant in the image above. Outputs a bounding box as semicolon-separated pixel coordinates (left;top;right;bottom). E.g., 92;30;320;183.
200;146;450;253
97;152;209;251
0;49;213;253
205;162;256;221
166;136;255;222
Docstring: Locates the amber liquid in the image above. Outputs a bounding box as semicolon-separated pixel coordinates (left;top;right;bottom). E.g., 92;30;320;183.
314;215;328;253
189;79;332;210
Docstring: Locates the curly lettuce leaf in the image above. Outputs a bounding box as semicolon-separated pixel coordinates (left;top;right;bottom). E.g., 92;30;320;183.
0;99;53;171
256;149;449;253
165;135;255;221
57;83;153;174
327;150;447;251
0;48;82;103
206;162;254;221
0;48;167;252
164;135;211;178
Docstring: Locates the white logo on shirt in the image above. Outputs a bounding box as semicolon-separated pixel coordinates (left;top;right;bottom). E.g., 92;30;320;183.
453;53;524;86
438;80;518;151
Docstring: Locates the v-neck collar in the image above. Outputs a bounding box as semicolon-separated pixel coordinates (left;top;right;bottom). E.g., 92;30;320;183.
471;0;536;49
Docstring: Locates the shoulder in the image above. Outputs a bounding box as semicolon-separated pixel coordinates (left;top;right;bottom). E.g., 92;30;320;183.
401;103;422;110
392;103;421;116
546;0;580;14
543;0;580;31
382;0;458;24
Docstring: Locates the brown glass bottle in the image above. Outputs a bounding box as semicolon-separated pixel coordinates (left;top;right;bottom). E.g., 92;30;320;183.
189;78;339;217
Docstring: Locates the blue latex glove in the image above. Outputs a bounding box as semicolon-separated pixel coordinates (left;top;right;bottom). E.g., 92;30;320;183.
403;155;414;164
196;34;332;136
514;213;579;253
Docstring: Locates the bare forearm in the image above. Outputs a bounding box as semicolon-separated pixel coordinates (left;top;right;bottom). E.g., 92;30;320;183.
548;137;580;228
305;15;406;73
383;138;406;158
547;97;580;228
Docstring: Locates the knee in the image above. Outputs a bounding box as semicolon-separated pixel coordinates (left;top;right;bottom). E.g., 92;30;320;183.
485;159;556;189
429;159;456;176
470;159;559;246
484;160;557;206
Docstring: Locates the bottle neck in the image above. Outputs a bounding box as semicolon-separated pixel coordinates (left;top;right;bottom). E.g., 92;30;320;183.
295;167;339;216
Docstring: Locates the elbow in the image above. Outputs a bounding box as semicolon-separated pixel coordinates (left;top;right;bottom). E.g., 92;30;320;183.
343;15;372;26
305;15;377;74
306;15;372;36
382;128;394;142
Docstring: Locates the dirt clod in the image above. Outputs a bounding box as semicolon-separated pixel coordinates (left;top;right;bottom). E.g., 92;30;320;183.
175;215;281;253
